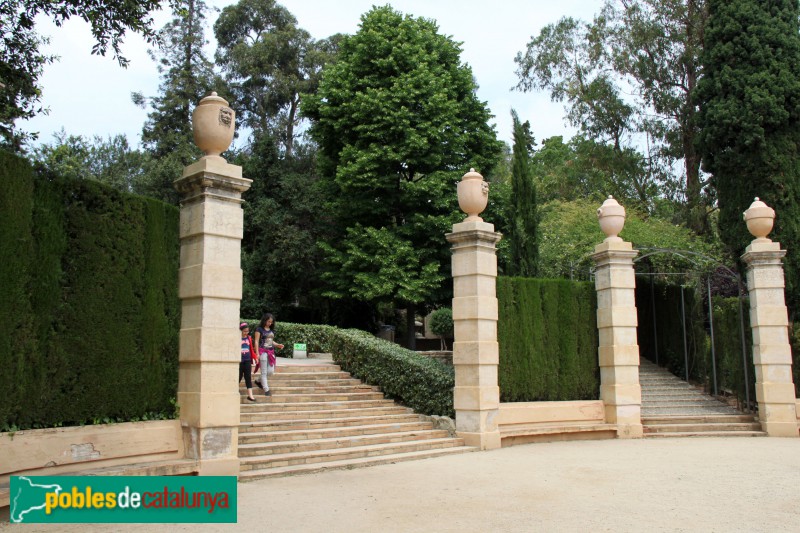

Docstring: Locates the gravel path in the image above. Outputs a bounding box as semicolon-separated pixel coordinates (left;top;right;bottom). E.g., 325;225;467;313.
4;436;799;532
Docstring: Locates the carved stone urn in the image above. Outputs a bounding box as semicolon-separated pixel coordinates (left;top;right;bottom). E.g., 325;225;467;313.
192;91;235;160
457;168;489;221
743;197;775;242
597;195;626;242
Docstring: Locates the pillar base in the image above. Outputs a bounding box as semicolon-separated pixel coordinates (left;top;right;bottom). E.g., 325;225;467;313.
458;430;501;450
614;423;643;439
196;456;241;476
761;420;799;437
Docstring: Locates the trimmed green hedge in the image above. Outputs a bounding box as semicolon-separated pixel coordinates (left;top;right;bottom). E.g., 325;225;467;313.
709;296;756;406
497;277;600;402
0;151;180;431
636;281;708;383
239;321;455;417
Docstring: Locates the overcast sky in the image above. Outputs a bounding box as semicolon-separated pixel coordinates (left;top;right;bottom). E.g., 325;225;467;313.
22;0;600;149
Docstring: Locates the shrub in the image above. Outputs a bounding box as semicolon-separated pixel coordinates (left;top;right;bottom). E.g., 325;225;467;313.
269;322;454;416
428;307;453;350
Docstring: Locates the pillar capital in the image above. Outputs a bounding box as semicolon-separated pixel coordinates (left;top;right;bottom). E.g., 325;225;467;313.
591;240;638;262
742;240;787;269
446;220;501;249
174;157;251;205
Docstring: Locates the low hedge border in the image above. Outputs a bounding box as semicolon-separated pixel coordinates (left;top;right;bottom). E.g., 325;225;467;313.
242;320;454;417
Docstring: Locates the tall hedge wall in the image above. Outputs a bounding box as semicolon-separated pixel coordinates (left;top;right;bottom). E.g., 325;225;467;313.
636;280;708;383
0;151;180;431
497;277;599;402
708;296;755;407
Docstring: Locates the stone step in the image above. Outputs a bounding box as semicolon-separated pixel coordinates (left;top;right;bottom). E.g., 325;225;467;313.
238;429;450;456
641;388;708;395
644;430;766;438
270;371;348;380
274;365;341;373
241;399;396;411
642;398;731;406
241;406;412;421
642;394;716;402
238;446;474;481
238;421;434;443
642;415;757;425
239;438;465;471
239;413;423;433
642;404;736;412
240;384;379;394
642;407;743;416
250;378;364;387
245;392;386;404
640;381;699;387
643;422;763;434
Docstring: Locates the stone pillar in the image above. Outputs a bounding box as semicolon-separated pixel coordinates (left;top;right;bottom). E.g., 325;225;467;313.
741;198;798;437
591;196;643;438
445;169;501;450
173;92;253;474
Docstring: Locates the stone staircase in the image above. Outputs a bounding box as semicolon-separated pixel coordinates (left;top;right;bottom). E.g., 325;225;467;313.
640;358;765;438
238;361;473;480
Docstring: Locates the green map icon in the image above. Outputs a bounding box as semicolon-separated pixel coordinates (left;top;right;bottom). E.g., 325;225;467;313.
10;476;64;523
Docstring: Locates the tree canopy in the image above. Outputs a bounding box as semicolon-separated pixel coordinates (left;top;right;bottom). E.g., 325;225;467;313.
214;0;340;157
507;110;538;277
1;0;166;149
303;5;501;344
695;0;800;313
515;0;709;232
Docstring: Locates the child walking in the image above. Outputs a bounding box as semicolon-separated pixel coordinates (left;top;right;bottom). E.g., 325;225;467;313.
239;322;257;402
254;313;285;396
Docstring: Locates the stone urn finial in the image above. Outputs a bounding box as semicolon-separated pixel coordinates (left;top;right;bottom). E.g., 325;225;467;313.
457;168;489;221
597;195;626;242
743;197;775;242
192;91;235;160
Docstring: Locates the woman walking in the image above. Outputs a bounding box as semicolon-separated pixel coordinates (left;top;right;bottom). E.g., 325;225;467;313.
254;313;285;396
239;322;257;402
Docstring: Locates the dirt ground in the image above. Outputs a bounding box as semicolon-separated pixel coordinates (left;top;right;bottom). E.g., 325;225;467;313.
3;436;799;532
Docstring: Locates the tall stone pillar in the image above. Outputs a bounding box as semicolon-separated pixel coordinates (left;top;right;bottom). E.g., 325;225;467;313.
741;198;798;437
445;169;501;450
173;92;253;474
591;196;643;438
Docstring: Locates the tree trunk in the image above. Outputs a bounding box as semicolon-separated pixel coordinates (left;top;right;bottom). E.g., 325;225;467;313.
684;0;707;235
285;96;297;158
405;303;416;351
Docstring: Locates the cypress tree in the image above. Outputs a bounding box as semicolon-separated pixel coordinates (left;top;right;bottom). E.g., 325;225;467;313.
508;110;539;277
695;0;800;314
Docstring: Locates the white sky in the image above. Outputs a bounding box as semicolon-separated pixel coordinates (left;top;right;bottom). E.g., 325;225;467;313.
21;0;601;149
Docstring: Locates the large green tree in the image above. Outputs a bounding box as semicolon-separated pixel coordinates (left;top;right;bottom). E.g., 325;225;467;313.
508;110;538;277
537;198;721;281
1;0;165;149
214;0;340;157
132;0;218;204
695;0;800;314
531;135;651;205
515;0;709;232
303;6;502;347
31;130;147;193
